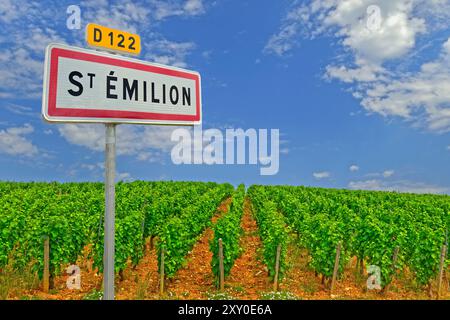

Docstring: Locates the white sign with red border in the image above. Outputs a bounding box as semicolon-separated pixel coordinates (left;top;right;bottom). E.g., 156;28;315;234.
42;43;201;125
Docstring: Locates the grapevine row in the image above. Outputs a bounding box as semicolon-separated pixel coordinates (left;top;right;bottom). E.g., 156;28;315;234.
210;184;245;284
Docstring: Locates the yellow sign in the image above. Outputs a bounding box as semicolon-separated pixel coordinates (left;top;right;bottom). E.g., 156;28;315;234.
86;23;141;55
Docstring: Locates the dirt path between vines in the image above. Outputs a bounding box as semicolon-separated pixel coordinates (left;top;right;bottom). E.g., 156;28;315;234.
160;197;232;299
225;197;270;299
13;244;103;300
281;236;450;300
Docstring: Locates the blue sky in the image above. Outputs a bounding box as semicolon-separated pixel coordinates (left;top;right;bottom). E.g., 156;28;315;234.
0;0;450;193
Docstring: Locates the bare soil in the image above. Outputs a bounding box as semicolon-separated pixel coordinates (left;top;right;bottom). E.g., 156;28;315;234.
224;198;271;299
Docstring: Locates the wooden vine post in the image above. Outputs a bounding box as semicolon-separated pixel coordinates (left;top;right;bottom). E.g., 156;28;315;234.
219;238;225;291
383;246;400;295
437;244;447;300
150;236;155;251
330;241;342;293
141;218;146;251
273;244;281;291
359;258;365;275
159;247;165;295
43;235;50;293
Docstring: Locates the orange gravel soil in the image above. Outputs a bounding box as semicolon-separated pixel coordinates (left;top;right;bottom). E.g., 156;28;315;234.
280;241;450;300
14;245;103;300
159;197;232;300
224;197;271;299
114;240;160;300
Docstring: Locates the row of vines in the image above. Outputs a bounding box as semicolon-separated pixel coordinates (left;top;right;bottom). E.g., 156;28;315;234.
249;185;449;290
0;181;232;281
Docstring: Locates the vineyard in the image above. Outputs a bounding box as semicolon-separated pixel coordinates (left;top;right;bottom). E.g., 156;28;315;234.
0;181;449;300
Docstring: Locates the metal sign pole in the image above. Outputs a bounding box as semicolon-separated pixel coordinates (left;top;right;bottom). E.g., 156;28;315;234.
42;39;201;300
103;123;116;300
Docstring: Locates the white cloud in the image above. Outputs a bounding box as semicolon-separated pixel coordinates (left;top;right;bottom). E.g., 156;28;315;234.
414;0;450;30
24;27;66;54
3;103;38;117
82;0;206;26
364;169;397;178
81;163;97;171
349;179;382;190
382;169;395;178
152;0;205;20
0;0;62;98
348;179;448;194
266;0;450;132
325;1;425;63
0;0;33;23
266;1;428;60
264;22;300;56
58;124;178;162
58;124;105;152
349;164;359;172
356;40;450;131
313;171;331;179
0;48;45;98
81;1;151;33
325;60;387;83
80;161;132;181
117;172;132;181
184;0;205;15
0;124;38;157
145;40;196;68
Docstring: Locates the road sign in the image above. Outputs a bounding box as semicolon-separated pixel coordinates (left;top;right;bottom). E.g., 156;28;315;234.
86;23;141;55
41;42;202;300
42;43;202;125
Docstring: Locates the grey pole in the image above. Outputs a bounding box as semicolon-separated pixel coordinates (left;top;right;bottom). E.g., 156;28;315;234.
103;123;116;300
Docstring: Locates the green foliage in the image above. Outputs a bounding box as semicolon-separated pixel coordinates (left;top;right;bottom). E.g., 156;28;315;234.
0;182;103;278
0;181;230;279
262;185;449;287
0;181;448;291
83;288;103;300
210;184;245;284
157;183;233;278
247;186;289;281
